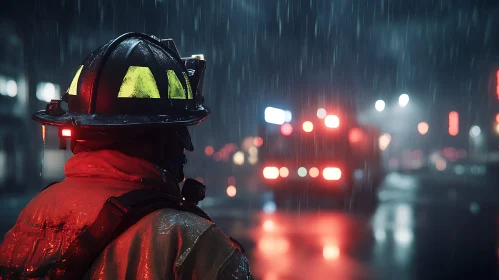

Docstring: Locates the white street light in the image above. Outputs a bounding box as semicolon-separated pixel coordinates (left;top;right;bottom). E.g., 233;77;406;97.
375;100;385;112
6;80;18;97
317;108;327;119
379;133;392;150
264;107;286;125
284;110;292;122
470;126;481;137
399;94;409;107
36;82;59;102
233;151;245;165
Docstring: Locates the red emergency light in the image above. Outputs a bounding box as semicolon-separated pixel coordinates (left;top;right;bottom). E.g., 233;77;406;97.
57;127;74;150
253;137;264;147
324;115;340;128
263;167;279;179
323;167;342;180
348;128;363;143
60;128;72;138
448;111;459;136
281;123;293;136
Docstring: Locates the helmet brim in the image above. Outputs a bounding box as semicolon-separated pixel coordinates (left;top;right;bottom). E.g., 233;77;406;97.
33;106;210;128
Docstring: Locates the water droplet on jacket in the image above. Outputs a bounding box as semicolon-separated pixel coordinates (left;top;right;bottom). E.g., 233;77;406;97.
25;265;34;272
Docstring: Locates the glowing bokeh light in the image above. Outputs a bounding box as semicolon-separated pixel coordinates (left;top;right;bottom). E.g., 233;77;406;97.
280;123;293;136
297;167;307;177
309;167;320;178
205;146;214;156
470;125;481;137
317;108;327;119
375;100;385;112
349;128;363;143
436;158;447;171
379;133;392;150
323;245;340;260
449;111;459;136
233;151;245;165
398;94;409;107
263;167;279;179
6;80;18;97
323;167;342;180
248;155;258;165
226;185;237;197
324;115;340;128
264;107;286;125
418;122;429;135
253;137;264;147
279;167;289;178
263;220;275;232
302;121;314;132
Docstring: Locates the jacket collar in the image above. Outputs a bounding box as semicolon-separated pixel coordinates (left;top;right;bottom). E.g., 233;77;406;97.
64;150;182;199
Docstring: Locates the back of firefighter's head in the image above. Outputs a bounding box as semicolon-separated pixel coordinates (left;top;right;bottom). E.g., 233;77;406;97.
70;127;191;182
32;32;210;183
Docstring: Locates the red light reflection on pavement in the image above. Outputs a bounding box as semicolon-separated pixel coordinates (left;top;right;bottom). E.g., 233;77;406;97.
249;212;376;279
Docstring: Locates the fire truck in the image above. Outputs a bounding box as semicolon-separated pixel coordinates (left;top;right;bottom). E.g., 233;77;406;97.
258;105;384;208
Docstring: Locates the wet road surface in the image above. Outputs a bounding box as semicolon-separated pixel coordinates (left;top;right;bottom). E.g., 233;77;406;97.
208;171;499;280
1;171;498;279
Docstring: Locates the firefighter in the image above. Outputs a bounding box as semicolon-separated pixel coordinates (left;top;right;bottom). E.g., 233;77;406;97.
0;33;253;279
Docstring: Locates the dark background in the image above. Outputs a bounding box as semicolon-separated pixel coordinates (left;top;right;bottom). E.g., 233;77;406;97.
2;2;499;278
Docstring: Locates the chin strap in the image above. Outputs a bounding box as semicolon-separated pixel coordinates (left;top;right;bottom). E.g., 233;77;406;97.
162;152;188;183
175;166;185;183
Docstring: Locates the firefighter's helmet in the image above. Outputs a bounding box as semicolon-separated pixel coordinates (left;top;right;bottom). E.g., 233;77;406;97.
33;32;209;132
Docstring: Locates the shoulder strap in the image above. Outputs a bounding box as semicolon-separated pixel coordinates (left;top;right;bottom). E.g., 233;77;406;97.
24;188;211;280
230;237;246;254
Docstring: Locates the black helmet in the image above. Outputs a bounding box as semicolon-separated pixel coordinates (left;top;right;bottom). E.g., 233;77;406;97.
33;32;209;132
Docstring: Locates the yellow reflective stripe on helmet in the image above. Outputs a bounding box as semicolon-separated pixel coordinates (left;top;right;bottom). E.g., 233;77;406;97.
68;65;83;95
167;70;186;99
118;66;160;98
182;72;193;99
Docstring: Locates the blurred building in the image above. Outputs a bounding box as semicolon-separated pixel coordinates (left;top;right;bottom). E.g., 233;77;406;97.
0;6;92;192
0;21;31;193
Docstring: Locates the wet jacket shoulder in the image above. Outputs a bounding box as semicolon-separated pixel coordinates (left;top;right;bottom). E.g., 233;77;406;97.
85;207;251;279
0;150;253;279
